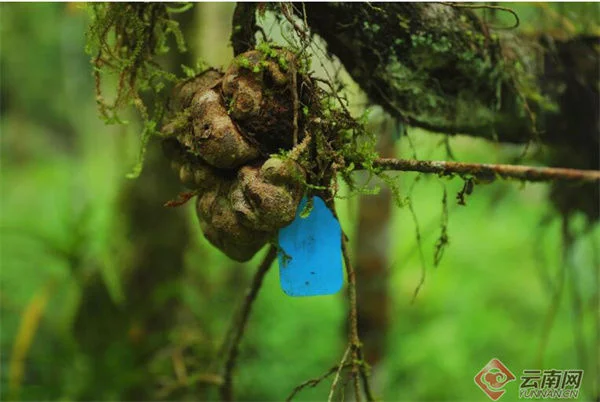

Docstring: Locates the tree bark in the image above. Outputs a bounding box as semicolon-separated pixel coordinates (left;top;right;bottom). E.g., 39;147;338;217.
301;3;598;146
231;2;257;56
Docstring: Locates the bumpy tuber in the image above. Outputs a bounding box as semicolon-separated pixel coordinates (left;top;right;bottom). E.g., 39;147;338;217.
161;48;308;261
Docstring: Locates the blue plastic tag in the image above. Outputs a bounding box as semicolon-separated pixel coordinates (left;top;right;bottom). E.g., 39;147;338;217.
277;196;343;297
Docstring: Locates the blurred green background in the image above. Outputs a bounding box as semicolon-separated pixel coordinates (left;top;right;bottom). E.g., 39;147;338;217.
1;3;598;401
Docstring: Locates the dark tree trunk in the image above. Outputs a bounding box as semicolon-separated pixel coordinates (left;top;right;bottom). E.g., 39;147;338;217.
73;141;190;399
73;9;197;400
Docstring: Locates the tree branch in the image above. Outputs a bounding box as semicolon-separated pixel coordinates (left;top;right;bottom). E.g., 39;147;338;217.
364;158;600;183
328;346;351;401
286;363;352;402
220;246;277;401
341;236;361;402
231;2;258;56
341;237;375;402
295;2;598;219
300;3;598;147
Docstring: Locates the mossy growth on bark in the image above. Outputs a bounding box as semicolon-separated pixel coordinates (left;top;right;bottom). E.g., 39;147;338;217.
300;3;576;148
300;2;599;220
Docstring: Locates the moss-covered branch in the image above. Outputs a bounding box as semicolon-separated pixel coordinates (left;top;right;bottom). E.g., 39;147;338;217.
297;2;599;218
300;3;598;147
366;158;600;183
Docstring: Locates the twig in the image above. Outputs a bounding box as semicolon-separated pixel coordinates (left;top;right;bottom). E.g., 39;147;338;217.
220;246;278;401
341;237;376;402
286;363;352;401
440;2;520;30
328;346;351;401
289;129;312;160
407;197;427;304
341;237;361;402
363;158;600;183
433;184;449;267
280;2;309;41
290;58;299;146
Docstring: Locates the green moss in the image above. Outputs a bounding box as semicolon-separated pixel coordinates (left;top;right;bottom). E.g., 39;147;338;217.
256;41;279;59
235;56;252;69
181;59;210;78
86;3;191;177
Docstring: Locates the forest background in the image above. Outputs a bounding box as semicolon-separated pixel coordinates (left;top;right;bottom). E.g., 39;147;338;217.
0;3;598;401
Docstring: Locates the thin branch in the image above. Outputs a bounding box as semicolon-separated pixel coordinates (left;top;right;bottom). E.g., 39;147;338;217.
286;363;352;401
290;57;299;147
433;184;449;267
439;2;520;30
280;2;309;41
341;237;361;402
407;197;427;304
328;346;351;401
220;246;278;401
364;158;600;183
341;237;376;402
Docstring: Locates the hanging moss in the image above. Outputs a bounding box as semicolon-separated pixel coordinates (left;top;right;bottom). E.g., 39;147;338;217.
85;3;190;177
